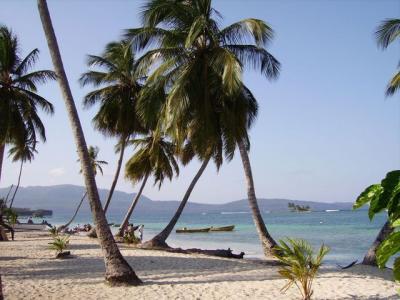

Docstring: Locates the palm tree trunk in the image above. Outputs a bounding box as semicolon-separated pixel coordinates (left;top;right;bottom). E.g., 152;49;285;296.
141;158;210;249
362;220;393;266
0;144;5;184
103;136;127;214
58;191;87;232
9;161;23;209
37;0;141;285
237;140;277;257
116;174;149;237
4;184;14;204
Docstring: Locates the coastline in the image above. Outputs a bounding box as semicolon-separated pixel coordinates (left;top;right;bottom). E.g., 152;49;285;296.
1;231;398;299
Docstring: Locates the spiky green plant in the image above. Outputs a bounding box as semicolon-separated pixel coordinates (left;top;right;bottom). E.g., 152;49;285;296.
48;235;69;255
123;231;140;245
273;238;329;300
48;226;58;237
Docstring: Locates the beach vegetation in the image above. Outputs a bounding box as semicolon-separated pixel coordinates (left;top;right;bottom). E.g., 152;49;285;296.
48;235;70;256
0;25;55;185
128;0;280;254
354;170;400;281
273;238;329;300
123;231;141;245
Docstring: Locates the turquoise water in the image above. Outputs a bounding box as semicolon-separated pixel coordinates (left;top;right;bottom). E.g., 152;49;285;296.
25;209;389;265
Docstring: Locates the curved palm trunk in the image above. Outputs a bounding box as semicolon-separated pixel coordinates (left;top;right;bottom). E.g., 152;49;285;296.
4;184;14;204
238;140;277;257
103;136;127;214
362;220;393;266
116;174;149;237
9;161;23;208
37;0;141;285
141;158;210;248
0;144;5;184
58;191;87;232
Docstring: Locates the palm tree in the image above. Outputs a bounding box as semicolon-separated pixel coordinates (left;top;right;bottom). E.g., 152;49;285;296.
116;133;179;237
80;41;146;214
0;25;55;185
375;18;400;96
8;139;38;208
126;0;280;255
59;146;108;232
37;0;141;285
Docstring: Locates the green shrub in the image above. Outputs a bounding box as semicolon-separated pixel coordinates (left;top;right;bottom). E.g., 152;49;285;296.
49;235;69;254
123;231;140;244
273;238;329;300
48;226;58;237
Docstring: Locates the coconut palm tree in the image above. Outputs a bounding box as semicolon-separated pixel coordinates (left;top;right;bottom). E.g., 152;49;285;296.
37;0;141;285
375;18;400;96
116;133;179;237
8;138;38;208
0;25;55;185
59;146;108;232
126;0;280;255
80;41;147;214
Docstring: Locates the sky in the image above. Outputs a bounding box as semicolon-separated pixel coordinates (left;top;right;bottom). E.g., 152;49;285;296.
0;0;399;204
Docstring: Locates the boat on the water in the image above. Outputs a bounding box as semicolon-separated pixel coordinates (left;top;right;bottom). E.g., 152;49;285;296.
210;225;235;232
13;223;51;231
176;227;211;233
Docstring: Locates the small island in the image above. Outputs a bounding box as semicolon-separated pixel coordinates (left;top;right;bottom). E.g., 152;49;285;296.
288;203;311;212
13;208;53;218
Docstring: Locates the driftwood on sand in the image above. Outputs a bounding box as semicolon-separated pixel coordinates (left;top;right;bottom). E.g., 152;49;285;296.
136;243;245;259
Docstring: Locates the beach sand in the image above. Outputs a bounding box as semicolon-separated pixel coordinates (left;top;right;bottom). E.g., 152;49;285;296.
0;232;398;300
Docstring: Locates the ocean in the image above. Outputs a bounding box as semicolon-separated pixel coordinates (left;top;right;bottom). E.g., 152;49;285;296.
22;209;389;266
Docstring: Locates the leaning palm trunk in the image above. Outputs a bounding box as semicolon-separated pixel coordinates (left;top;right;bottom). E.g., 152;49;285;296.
4;184;14;204
116;174;149;237
88;137;128;238
362;220;393;266
103;136;127;214
9;161;23;208
58;191;87;232
237;140;277;257
0;144;5;184
37;0;141;285
141;158;210;248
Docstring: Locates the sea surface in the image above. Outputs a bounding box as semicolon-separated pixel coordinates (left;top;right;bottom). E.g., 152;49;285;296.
22;209;391;266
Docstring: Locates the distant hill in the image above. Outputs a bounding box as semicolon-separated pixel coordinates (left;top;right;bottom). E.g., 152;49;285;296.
0;184;358;216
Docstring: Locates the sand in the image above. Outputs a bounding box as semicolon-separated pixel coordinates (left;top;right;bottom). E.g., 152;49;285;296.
0;232;398;300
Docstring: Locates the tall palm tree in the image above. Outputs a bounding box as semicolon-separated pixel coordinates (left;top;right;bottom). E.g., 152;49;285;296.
8;139;37;208
37;0;141;285
0;25;55;185
127;0;280;255
375;18;400;96
116;133;179;237
80;41;146;214
59;146;108;232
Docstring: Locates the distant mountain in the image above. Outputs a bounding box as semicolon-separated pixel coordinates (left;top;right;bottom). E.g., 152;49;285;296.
0;184;358;216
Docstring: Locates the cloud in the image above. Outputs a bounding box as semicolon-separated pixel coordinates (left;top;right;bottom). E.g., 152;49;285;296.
49;167;65;177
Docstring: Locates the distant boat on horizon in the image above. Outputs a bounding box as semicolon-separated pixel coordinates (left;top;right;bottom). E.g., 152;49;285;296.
325;209;340;212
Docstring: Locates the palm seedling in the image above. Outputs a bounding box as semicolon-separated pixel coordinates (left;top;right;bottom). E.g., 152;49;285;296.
273;238;329;300
48;235;70;257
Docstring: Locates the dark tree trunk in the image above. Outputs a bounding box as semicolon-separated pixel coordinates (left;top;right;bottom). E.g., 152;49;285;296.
37;0;141;285
103;136;127;214
9;161;23;208
237;140;277;257
362;220;393;266
58;191;87;232
0;144;5;185
141;158;210;249
4;184;14;204
116;174;149;237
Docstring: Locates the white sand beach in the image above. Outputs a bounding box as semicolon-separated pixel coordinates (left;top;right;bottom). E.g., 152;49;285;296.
0;232;398;300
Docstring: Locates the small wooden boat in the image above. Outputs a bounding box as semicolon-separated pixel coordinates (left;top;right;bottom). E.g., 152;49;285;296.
13;223;51;231
210;225;235;232
176;227;211;233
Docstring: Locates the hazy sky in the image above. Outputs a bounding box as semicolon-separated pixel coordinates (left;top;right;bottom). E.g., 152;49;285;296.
1;0;399;204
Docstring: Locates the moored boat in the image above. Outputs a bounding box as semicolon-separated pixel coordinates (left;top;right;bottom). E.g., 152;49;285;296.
176;227;211;233
210;225;235;232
